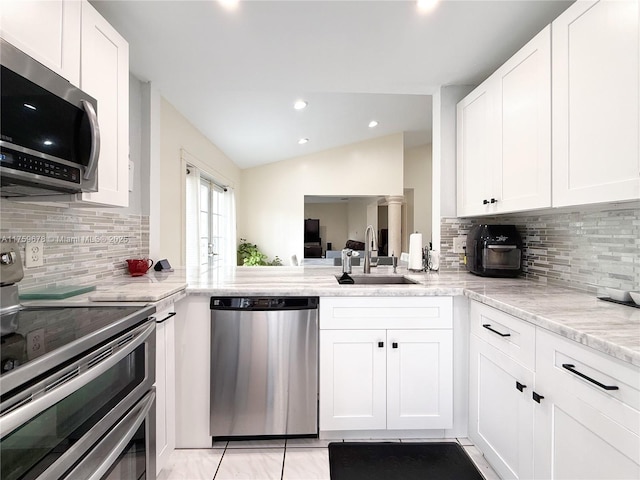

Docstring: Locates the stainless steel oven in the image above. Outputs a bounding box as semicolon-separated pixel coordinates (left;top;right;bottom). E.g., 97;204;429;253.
0;304;156;480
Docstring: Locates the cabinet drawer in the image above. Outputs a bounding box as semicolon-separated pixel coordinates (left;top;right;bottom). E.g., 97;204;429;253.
470;301;535;370
536;328;640;436
320;297;453;330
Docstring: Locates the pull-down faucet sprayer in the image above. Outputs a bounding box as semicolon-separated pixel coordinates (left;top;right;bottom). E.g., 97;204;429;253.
363;225;377;274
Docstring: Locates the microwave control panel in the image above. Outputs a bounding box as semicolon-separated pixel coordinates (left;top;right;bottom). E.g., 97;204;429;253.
0;147;80;183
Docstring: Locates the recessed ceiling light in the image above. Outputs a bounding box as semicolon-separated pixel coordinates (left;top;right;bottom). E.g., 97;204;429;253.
23;103;36;110
298;138;309;145
218;0;239;10
368;120;379;128
417;0;439;13
43;140;53;146
294;100;308;110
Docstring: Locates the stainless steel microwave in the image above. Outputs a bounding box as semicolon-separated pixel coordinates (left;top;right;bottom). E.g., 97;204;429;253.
0;39;100;198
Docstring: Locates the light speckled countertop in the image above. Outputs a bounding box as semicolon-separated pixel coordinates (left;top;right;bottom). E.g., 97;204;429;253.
21;265;639;366
182;265;640;367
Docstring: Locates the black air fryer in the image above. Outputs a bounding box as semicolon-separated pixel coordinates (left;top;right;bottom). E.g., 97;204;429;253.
466;224;523;277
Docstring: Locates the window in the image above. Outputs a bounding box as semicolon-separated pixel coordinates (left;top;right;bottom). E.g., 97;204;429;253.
199;178;225;268
186;165;236;269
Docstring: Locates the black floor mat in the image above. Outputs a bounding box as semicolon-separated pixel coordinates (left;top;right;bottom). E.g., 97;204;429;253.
328;441;484;480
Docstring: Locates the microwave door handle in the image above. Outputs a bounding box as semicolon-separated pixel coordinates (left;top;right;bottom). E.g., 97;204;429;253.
487;245;517;250
0;321;155;437
65;390;156;480
81;99;101;181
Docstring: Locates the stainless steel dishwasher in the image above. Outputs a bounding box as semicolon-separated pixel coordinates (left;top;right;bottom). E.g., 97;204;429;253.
210;296;318;439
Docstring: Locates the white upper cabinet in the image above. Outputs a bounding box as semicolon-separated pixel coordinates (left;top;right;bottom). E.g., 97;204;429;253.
457;83;496;217
552;0;640;206
457;26;551;217
1;0;129;208
0;0;81;86
495;26;551;213
76;1;129;207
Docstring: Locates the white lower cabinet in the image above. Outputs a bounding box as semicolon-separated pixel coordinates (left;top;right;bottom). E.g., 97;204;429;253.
173;295;211;448
320;329;387;431
469;300;640;480
469;335;534;480
533;329;640;480
469;302;535;480
154;303;177;475
319;297;453;433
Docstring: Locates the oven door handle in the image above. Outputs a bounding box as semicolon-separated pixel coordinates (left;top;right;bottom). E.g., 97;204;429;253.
64;389;156;480
0;321;155;437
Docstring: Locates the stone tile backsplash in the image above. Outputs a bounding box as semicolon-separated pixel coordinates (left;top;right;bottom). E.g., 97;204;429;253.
440;205;640;293
2;198;638;295
0;200;149;290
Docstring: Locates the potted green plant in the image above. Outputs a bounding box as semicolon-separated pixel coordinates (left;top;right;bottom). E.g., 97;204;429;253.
237;239;282;266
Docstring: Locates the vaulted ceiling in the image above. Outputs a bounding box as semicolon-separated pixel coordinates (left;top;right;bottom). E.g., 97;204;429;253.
92;0;573;168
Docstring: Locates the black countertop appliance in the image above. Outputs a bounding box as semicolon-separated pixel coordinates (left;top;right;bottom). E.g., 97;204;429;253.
466;224;523;277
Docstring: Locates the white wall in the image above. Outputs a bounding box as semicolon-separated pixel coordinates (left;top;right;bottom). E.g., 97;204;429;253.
304;203;348;252
348;198;372;242
404;144;432;244
159;98;242;265
239;133;404;264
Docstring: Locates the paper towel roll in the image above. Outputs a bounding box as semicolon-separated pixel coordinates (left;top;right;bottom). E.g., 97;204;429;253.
408;233;423;271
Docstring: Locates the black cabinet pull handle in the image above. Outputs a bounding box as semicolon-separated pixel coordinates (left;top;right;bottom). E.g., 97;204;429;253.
490;198;498;204
392;342;398;349
516;381;527;392
533;392;544;403
482;324;511;337
378;341;384;348
483;199;489;205
156;311;177;324
562;364;619;391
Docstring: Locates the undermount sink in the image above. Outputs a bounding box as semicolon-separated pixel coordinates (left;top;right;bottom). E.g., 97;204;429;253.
335;274;419;285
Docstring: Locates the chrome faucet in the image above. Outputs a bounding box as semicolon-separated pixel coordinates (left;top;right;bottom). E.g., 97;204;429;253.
363;224;378;274
341;248;353;274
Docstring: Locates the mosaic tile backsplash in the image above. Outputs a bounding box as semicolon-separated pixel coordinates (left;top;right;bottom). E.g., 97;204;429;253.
440;204;640;293
2;198;638;295
0;200;149;290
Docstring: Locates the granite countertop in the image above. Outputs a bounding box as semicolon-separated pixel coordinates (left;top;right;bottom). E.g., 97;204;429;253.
183;265;640;367
20;273;188;312
19;265;639;366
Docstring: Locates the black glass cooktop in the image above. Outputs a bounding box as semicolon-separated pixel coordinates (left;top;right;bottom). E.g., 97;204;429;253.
0;305;150;379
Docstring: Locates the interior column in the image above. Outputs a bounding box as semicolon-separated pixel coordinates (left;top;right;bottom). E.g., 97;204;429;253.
386;195;404;258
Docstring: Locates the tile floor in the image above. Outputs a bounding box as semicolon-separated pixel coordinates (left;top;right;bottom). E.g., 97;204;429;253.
157;437;501;480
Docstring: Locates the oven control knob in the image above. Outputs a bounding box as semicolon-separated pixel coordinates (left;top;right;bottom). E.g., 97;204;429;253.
0;251;17;265
2;358;17;372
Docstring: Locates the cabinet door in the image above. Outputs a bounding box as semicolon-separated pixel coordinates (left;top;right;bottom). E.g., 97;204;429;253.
469;335;534;480
77;1;129;207
552;0;640;206
534;328;640;479
155;305;176;475
0;0;81;85
495;25;551;214
320;329;387;431
174;296;210;448
533;386;640;480
155;317;168;471
386;329;453;430
456;83;497;217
